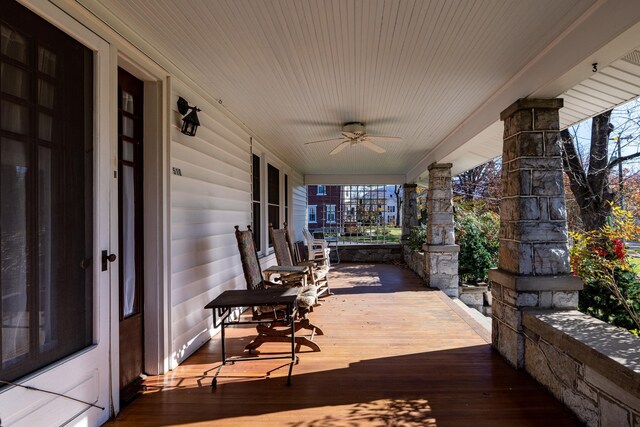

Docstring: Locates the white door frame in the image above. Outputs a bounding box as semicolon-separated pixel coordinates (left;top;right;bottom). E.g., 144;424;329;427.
112;53;171;413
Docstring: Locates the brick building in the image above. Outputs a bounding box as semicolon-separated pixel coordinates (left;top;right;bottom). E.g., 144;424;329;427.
307;185;342;231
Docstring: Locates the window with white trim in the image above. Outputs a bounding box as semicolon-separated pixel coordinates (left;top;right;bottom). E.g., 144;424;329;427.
317;185;326;195
267;163;279;247
251;154;261;251
326;204;336;223
308;205;317;223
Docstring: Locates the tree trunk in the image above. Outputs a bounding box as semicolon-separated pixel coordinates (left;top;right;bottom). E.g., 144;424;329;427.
560;111;615;231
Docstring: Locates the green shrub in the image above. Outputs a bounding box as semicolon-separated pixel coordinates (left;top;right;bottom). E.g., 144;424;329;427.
579;268;640;334
455;207;499;284
406;224;426;252
570;206;640;334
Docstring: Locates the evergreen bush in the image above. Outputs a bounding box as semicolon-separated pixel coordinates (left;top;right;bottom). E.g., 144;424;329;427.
406;224;426;252
455;204;499;284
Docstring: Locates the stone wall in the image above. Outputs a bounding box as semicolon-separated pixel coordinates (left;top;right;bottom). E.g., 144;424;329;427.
523;311;640;427
336;244;402;263
403;247;426;281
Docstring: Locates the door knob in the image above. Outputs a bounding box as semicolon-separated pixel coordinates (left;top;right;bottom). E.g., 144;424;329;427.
102;250;117;271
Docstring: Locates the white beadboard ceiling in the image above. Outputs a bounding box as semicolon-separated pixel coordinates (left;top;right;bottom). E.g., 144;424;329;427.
83;0;640;180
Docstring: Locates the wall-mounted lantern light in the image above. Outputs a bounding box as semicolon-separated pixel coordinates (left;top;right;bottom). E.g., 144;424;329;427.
177;96;201;136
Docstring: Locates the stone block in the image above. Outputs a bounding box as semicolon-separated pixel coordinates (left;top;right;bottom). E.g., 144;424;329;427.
503;303;523;330
427;272;457;291
600;396;631;427
503;135;518;161
503;288;518;306
562;388;598;427
524;336;563;399
500;222;513;240
497;321;524;368
442;286;459;297
633;412;640;427
517;132;544;156
516;292;539;307
576;379;598;403
533;108;560;131
552;291;579;309
427;224;455;246
539;339;579;387
431;187;453;199
499;241;533;275
510;109;534;133
459;291;483;307
500;198;516;221
539;291;553;308
519;198;540;220
533;243;571;275
544;131;562;156
506;170;532;196
492;299;505;321
539;197;549;221
517;243;534;275
491;281;503;300
549;197;567;220
584;367;640;412
492;314;500;343
430;213;454;224
516;221;567;242
430;199;453;213
501;98;563;122
515;157;563;171
428;162;453;175
498;241;517;273
426;251;456;275
532;170;564;196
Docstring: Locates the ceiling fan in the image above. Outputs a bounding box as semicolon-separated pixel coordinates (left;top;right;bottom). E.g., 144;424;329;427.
305;122;402;155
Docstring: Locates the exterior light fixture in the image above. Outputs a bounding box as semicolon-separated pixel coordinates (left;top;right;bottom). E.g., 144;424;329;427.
177;96;201;136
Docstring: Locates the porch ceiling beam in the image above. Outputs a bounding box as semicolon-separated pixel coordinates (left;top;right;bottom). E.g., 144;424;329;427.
407;0;640;183
304;174;406;186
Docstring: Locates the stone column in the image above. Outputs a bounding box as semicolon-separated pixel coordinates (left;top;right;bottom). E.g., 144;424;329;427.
423;163;459;297
489;98;583;368
401;183;418;244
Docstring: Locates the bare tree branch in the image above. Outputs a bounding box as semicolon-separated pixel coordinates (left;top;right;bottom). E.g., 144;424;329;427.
608;151;640;169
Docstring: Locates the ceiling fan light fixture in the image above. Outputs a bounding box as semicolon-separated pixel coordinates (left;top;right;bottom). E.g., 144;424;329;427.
305;121;401;154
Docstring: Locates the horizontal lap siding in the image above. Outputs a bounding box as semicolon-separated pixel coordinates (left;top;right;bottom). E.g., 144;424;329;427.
291;173;307;242
170;80;251;367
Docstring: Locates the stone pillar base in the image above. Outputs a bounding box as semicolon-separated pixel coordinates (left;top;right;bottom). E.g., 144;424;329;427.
489;268;583;368
424;244;460;297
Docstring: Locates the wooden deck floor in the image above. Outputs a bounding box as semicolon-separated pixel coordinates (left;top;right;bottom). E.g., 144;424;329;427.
109;263;581;426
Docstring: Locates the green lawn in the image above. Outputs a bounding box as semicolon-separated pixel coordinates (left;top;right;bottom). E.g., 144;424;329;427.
338;226;402;244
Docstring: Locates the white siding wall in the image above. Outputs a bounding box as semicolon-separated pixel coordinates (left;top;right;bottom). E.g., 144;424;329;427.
291;173;307;242
6;1;310;421
170;80;252;366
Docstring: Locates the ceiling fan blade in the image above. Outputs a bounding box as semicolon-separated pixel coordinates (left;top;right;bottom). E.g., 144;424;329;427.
361;140;386;154
330;140;351;155
305;137;346;145
366;136;402;143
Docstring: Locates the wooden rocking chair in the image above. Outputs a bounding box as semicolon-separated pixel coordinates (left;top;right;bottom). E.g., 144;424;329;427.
271;223;332;298
234;226;323;352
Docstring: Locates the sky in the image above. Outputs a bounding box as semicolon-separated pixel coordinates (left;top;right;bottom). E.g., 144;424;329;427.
569;98;640;173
